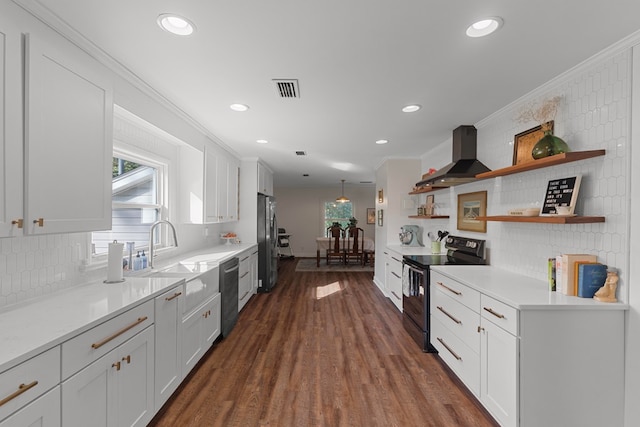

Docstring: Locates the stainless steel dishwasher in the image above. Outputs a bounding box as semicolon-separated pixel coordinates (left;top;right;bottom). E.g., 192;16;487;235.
220;257;239;337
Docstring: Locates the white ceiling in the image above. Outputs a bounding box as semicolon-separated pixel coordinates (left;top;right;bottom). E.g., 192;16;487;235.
17;0;640;188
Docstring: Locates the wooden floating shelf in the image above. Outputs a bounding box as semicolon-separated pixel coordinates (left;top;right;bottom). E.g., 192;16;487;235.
409;186;448;195
408;215;450;219
476;215;605;224
475;150;606;179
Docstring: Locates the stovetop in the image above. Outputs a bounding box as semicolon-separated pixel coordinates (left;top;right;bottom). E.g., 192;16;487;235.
403;235;486;269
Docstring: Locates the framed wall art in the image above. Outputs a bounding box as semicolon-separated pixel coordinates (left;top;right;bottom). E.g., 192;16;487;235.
457;191;487;233
513;121;554;166
367;208;375;224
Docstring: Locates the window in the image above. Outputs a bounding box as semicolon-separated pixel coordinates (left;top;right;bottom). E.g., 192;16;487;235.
92;153;165;255
323;201;353;230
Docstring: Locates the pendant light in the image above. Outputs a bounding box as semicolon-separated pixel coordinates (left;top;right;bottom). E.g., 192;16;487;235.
336;179;350;203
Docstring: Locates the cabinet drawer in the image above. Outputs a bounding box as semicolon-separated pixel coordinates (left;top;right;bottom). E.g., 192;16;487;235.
238;252;250;276
0;346;60;422
431;271;480;312
480;295;518;336
62;300;154;379
431;316;480;397
431;287;480;353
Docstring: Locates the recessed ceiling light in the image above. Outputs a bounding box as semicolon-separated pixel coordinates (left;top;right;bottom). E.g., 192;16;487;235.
230;104;249;112
256;139;268;144
375;139;389;145
157;14;195;36
402;104;421;113
466;17;503;38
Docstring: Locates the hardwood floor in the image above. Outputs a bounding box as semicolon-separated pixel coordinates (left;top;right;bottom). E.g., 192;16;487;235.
149;258;498;427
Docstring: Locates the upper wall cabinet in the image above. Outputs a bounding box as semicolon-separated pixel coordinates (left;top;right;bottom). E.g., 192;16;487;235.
24;32;114;235
179;145;239;224
257;162;273;196
0;18;24;238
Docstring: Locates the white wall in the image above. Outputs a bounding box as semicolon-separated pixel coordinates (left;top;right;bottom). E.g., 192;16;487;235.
273;185;375;258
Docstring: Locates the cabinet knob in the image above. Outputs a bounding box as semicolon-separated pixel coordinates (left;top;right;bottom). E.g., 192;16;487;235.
33;218;44;227
11;219;23;228
122;355;131;364
112;361;121;371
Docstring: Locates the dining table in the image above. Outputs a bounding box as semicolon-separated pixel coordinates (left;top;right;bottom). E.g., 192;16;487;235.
316;237;375;266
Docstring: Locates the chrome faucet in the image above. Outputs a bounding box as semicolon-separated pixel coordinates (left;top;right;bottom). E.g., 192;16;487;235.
149;220;178;268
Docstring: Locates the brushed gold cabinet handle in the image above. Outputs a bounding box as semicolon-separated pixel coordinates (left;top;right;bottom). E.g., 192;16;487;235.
437;306;462;324
0;381;38;407
33;218;44;227
122;355;131;364
165;291;182;301
91;316;148;349
437;337;462;361
436;281;462;296
11;219;23;228
483;307;505;319
477;326;485;333
112;361;121;371
203;311;208;318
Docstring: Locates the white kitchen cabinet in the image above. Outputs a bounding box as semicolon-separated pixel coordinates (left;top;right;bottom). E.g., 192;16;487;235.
0;346;60;424
431;267;626;427
154;284;184;412
384;248;403;312
250;248;259;296
480;316;517;427
180;145;239;224
24;31;113;235
62;325;155;427
0;16;23;238
181;293;221;375
0;387;60;427
238;250;252;311
258;161;273;196
204;148;219;223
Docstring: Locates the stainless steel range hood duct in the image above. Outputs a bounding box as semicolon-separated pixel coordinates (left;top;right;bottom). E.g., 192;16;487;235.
416;125;490;188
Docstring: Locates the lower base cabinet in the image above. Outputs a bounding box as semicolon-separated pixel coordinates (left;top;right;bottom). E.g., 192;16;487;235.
480;317;517;427
61;326;155;427
181;293;221;374
384;248;403;312
0;386;60;427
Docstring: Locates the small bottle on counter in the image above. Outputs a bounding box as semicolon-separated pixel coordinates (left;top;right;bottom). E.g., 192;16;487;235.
141;250;148;269
134;251;142;271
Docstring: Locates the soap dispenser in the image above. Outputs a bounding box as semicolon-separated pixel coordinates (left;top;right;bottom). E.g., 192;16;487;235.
141;250;148;269
134;251;142;271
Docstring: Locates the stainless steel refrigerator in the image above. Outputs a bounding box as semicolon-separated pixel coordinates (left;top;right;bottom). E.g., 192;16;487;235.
257;193;278;292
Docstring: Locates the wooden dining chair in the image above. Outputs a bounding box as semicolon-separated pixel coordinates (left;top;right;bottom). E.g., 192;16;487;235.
326;225;344;264
344;226;364;265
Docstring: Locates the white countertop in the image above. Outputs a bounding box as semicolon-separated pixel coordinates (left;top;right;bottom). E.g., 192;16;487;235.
0;242;258;373
431;265;628;311
386;244;446;256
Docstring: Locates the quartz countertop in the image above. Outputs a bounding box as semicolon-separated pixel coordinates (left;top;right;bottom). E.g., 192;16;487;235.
385;244;446;256
0;242;258;374
430;265;628;311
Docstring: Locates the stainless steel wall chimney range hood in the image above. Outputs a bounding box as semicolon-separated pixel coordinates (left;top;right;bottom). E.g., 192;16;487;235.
416;125;491;188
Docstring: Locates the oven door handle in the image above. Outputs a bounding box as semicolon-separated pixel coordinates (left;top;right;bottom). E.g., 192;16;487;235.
403;264;425;276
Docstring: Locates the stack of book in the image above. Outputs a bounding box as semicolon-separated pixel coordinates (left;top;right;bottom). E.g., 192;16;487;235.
548;254;607;298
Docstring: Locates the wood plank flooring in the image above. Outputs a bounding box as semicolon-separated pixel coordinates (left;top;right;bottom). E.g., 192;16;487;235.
149;258;498;427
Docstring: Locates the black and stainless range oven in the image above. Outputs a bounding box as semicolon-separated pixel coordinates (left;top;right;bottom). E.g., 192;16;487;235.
402;235;486;352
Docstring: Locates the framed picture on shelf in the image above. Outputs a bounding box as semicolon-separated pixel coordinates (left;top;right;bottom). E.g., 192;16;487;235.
366;208;375;224
513;121;554;166
457;191;487;233
426;194;434;216
377;209;383;226
540;175;582;216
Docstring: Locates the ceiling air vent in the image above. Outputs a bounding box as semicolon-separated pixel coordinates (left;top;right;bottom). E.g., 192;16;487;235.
295;151;306;156
273;79;300;98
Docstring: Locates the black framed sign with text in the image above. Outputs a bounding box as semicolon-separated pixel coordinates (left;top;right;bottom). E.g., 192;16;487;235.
540;175;582;216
